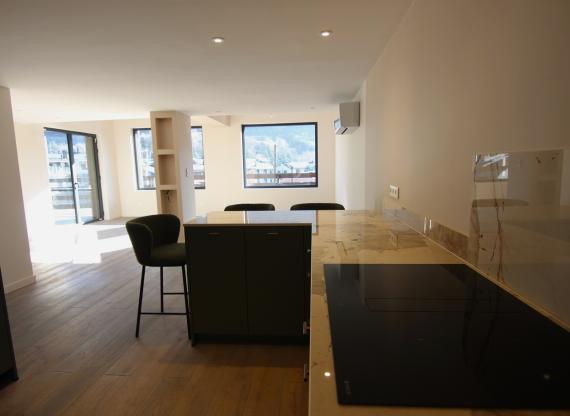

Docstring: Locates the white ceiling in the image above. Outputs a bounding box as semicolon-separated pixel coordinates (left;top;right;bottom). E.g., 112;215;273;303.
0;0;412;123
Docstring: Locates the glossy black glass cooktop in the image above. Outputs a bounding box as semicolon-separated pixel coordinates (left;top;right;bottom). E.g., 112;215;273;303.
324;264;570;409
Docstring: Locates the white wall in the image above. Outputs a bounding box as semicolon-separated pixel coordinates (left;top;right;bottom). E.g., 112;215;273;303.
113;118;157;217
335;85;366;210
356;0;570;234
15;110;336;248
112;112;337;216
0;87;34;292
195;112;337;214
13;123;54;241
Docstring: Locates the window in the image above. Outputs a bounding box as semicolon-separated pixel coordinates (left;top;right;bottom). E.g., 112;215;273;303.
133;128;155;190
45;128;103;224
192;126;205;189
133;127;206;190
242;122;318;188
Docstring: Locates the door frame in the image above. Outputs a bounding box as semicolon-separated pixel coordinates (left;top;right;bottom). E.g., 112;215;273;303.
44;127;105;224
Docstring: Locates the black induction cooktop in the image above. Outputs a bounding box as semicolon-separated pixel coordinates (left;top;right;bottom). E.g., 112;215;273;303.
324;264;570;409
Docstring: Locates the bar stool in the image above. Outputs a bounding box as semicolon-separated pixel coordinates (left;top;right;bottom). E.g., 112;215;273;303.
126;214;190;338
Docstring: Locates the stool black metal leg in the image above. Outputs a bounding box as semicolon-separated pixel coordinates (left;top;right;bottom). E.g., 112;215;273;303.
160;266;164;313
135;265;146;338
181;265;191;339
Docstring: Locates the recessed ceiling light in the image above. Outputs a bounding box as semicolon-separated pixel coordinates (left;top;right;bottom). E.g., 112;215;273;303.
320;30;333;38
324;371;331;377
211;36;225;44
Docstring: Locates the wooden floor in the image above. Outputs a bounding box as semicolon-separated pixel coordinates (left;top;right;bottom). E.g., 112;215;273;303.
0;223;308;415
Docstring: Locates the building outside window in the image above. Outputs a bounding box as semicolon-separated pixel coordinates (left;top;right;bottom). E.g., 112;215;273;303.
133;128;155;189
192;126;205;189
133;127;205;190
241;122;318;188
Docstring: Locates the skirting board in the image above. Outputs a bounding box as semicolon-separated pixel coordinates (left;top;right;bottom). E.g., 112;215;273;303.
4;274;36;293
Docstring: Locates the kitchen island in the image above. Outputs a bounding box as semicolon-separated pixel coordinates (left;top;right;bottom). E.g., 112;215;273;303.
186;210;570;415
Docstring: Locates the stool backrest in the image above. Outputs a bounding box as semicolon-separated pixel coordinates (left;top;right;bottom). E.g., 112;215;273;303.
224;203;275;211
126;214;180;265
290;203;345;211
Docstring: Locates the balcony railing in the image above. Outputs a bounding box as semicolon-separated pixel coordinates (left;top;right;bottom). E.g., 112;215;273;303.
245;172;316;186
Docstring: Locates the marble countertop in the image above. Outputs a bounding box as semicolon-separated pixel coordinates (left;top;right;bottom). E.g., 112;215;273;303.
186;210;319;226
186;210;569;415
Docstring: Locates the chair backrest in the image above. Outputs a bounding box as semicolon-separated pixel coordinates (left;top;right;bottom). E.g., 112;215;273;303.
290;203;345;211
224;203;276;211
126;214;180;265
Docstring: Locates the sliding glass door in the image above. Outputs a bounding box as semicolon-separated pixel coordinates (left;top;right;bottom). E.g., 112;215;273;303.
45;129;104;224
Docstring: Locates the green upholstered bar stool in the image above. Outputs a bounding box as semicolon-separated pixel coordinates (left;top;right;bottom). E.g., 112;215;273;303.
126;214;190;338
290;203;345;211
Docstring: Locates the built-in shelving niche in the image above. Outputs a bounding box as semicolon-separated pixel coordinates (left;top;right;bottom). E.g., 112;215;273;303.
159;190;178;216
155;117;174;149
151;110;194;226
157;154;176;186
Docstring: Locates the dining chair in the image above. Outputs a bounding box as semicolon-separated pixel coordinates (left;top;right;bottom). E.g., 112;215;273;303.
290;203;345;211
224;203;275;211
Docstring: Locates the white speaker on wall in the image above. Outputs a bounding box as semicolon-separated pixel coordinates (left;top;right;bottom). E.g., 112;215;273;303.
334;101;360;135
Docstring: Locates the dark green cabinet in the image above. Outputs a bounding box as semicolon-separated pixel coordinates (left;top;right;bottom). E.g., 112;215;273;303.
245;227;305;336
185;227;248;335
185;225;311;342
0;269;18;381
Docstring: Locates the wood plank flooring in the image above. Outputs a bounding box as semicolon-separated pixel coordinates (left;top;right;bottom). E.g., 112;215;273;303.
0;223;308;415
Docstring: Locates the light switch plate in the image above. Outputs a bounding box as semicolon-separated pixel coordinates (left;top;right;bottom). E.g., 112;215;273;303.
389;185;399;200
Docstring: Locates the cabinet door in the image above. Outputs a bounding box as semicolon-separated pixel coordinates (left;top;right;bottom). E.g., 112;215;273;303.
185;227;248;335
245;227;305;336
0;285;14;375
302;226;311;324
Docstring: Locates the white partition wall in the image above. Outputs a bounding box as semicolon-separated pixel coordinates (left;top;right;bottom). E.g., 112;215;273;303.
0;86;34;292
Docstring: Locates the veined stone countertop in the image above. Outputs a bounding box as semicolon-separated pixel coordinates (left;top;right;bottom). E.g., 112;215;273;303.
186;210;569;416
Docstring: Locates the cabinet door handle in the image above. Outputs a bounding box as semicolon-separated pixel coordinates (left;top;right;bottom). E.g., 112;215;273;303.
208;232;221;237
267;232;279;237
302;320;310;335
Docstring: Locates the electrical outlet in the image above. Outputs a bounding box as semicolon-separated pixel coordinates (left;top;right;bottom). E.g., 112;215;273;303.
389;185;399;200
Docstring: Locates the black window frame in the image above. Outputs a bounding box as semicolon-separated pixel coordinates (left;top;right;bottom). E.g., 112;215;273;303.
44;127;105;224
133;128;155;190
191;125;206;190
241;122;319;189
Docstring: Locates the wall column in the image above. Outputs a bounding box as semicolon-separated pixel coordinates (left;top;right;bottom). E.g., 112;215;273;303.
0;86;34;292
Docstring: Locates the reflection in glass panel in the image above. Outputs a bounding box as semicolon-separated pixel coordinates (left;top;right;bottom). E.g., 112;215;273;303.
471;148;570;326
474;153;509;182
192;126;205;189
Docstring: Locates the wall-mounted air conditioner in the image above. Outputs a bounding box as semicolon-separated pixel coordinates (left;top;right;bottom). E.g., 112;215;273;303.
334;101;360;135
